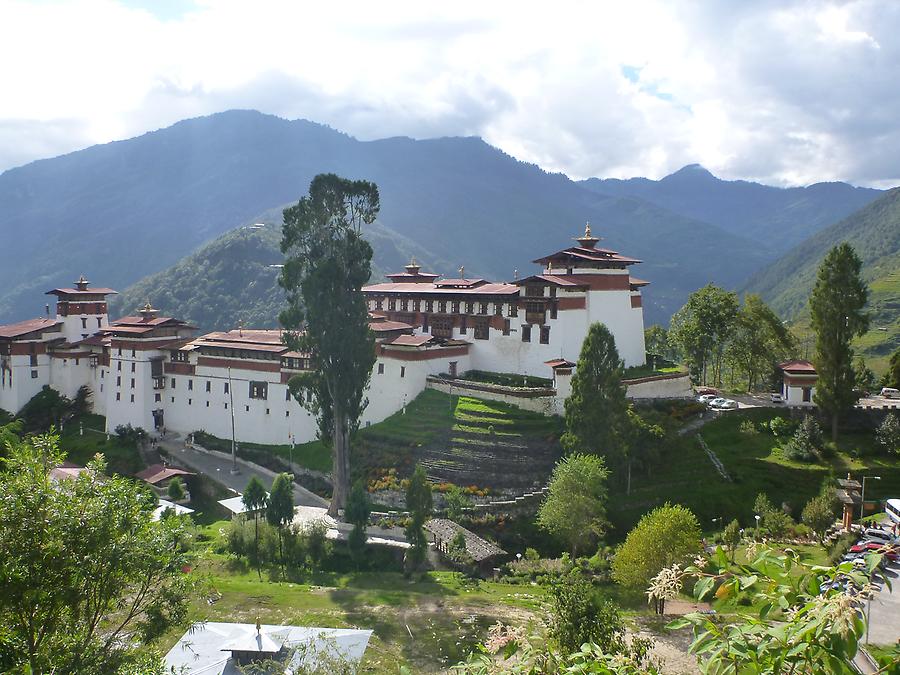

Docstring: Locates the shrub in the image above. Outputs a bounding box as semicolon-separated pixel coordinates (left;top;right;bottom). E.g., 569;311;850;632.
781;416;822;462
876;413;900;455
738;420;759;435
768;417;794;437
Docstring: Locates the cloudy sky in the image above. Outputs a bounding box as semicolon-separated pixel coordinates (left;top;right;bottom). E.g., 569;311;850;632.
1;0;898;186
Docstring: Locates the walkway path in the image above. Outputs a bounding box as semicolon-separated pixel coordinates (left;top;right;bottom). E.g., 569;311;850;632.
157;434;328;508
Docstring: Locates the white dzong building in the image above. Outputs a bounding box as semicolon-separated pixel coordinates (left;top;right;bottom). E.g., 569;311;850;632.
0;228;648;445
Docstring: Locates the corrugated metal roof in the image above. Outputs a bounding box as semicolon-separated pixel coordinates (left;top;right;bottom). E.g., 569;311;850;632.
0;317;60;338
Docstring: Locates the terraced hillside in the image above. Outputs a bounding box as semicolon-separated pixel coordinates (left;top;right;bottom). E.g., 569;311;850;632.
353;389;563;492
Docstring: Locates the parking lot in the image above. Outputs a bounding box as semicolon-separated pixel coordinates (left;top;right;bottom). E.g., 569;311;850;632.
866;560;900;645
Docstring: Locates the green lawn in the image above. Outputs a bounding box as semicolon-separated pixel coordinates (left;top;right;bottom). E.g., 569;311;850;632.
168;521;547;673
608;408;900;536
58;414;145;476
622;364;685;380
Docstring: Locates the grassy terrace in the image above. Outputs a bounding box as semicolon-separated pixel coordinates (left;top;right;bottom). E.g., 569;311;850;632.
194;389;563;490
608;407;900;535
622;364;685;380
165;522;547;674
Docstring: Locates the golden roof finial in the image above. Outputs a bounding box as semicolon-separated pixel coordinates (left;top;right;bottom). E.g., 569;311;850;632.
513;269;519;281
585;221;592;238
458;265;465;279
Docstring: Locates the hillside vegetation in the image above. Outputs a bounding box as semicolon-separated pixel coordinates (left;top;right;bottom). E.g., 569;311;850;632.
582;163;880;251
1;110;870;328
744;188;900;369
111;221;444;332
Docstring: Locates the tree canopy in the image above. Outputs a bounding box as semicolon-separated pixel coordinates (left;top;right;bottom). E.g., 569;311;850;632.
611;503;701;590
809;243;869;440
725;294;796;391
537;453;609;556
669;284;739;386
280;173;379;517
404;464;433;573
563;322;629;459
0;432;193;674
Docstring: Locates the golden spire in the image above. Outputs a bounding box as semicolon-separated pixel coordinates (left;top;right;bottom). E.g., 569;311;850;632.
575;221;600;249
458;265;465;279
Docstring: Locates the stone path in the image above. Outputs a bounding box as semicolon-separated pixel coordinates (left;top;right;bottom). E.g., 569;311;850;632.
696;434;731;482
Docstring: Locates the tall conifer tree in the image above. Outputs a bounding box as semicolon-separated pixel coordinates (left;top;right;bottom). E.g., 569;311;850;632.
809;243;868;441
280;174;379;517
563;322;628;458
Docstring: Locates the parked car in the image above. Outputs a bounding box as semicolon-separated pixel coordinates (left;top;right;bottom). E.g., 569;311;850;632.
881;387;900;399
708;397;728;408
849;542;899;561
770;393;783;403
717;399;739;410
697;387;718;396
698;394;718;403
862;527;893;543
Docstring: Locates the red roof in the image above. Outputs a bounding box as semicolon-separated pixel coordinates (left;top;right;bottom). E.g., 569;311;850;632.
135;464;195;485
0;318;60;339
434;278;485;288
363;281;520;296
779;360;817;374
387;334;435;347
515;274;585;288
533;245;641;267
369;321;414;332
49;462;97;482
74;334;110;347
545;358;576;369
46;287;117;297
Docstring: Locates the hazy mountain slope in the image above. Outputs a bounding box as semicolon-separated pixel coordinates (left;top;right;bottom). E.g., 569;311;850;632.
1;110;783;327
110;219;448;333
581;164;882;250
744;187;900;366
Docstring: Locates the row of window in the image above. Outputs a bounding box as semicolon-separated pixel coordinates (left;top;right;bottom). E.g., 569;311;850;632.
373;297;520;318
376;363;406;377
114;391;294;418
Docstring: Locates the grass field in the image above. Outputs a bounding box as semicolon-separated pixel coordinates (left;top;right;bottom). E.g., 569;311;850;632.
608;407;900;536
194;389;563;491
57;413;145;475
165;521;548;673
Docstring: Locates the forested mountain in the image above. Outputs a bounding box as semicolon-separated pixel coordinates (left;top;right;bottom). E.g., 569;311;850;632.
110;220;447;332
744;188;900;367
0;110;880;329
581;164;881;251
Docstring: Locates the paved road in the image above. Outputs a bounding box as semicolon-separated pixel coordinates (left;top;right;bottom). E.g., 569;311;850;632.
865;561;900;646
157;434;328;508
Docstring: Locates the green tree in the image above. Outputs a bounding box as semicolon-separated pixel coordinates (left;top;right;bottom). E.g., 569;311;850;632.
809;243;869;441
854;356;877;394
885;346;900;389
563;323;628;459
622;406;665;495
801;494;836;543
0;433;193;673
280;174;379;517
725;294;796;391
612;503;701;590
242;475;268;577
345;480;371;567
876;412;900;455
669;284;739;386
166;476;186;502
537;453;609;557
549;575;627;655
266;472;295;578
722;519;741;563
404;464;433;574
672;545;897;673
443;484;470;522
644;324;671;363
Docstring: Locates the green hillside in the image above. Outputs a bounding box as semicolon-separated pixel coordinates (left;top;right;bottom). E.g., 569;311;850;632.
744;188;900;370
110;219;447;332
0;109;835;329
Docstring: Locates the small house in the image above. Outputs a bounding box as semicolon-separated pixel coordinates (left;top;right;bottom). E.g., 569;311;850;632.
778;360;818;407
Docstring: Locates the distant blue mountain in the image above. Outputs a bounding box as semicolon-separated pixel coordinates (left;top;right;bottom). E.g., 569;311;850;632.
581;164;881;250
0;111;870;328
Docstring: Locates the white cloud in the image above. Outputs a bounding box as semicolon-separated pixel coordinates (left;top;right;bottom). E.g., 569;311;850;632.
0;0;898;186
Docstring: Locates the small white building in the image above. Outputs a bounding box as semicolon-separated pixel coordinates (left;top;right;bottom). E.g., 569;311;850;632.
779;360;818;407
163;621;372;674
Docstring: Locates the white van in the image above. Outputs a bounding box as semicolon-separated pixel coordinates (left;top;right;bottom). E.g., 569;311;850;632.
881;387;900;399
